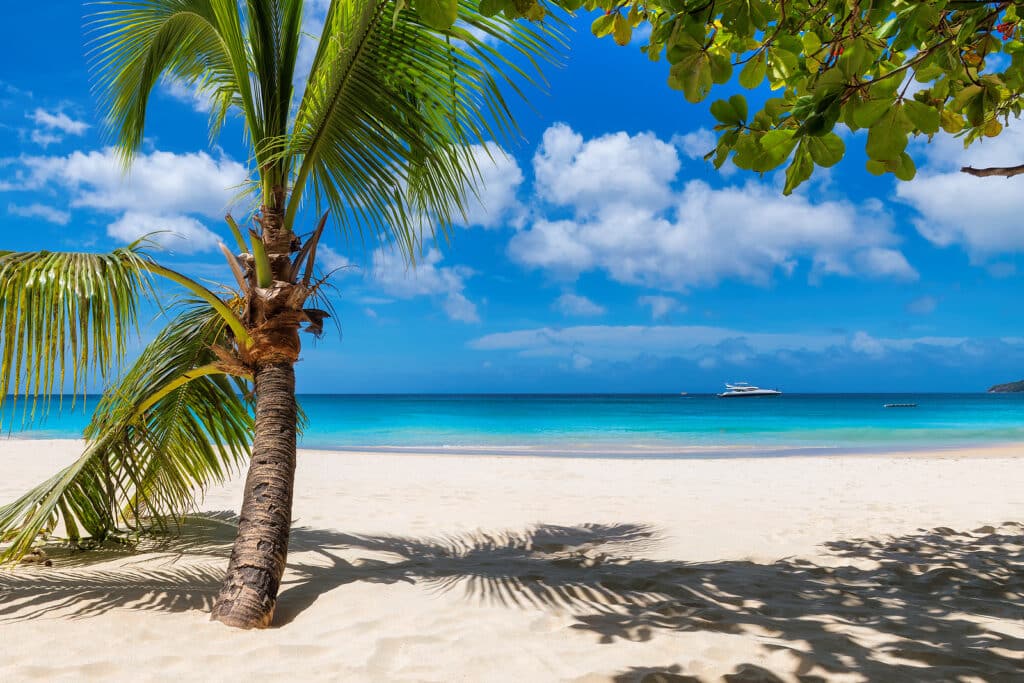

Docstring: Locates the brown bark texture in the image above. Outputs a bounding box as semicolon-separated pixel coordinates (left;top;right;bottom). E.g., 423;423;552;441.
210;360;298;628
960;164;1024;178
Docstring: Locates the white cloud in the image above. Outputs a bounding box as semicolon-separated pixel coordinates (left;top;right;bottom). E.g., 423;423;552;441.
29;130;63;148
471;325;847;360
468;324;971;365
906;295;938;315
672;128;715;160
510;126;915;291
853;247;918;280
673;126;738;176
571;352;593;371
533;123;681;213
318;246;355;273
107;212;220;254
18;147;248;218
552;293;605;317
441;291;479;323
638;295;683;320
7;202;69;225
3;147;248;252
31;108;89;136
456;143;525;229
367;247;479;323
162;78;214;113
27;108;90;148
357;296;394;305
850;330;885;356
897;125;1024;259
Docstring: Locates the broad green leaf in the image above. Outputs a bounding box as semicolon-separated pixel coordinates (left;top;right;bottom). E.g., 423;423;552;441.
894;151;916;180
801;113;831;136
865;108;910;161
851;97;892;128
807;133;845;166
414;0;458;30
802;31;821;55
592;14;615;38
865;159;888;175
479;0;505;16
769;48;799;82
940;109;965;133
784;146;814;194
670;51;713;102
729;94;748;122
875;17;899;40
903;99;940;134
710;98;743;124
709;52;733;84
613;13;632;46
734;129;797;171
739;52;766;89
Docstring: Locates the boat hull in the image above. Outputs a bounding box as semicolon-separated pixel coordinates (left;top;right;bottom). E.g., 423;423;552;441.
717;390;782;398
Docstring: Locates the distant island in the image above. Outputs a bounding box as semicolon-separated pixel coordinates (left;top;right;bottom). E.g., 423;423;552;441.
988;380;1024;393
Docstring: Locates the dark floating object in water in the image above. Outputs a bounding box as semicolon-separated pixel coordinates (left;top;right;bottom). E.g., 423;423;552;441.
884;403;918;408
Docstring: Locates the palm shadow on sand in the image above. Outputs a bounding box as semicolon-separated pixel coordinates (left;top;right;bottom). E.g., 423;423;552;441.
1;515;1021;681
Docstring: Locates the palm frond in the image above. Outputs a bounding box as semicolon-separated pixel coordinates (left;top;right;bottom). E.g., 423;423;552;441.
0;244;156;424
282;0;565;257
89;0;256;160
245;0;304;196
0;300;252;564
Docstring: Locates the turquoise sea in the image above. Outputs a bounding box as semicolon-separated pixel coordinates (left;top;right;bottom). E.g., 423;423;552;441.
5;393;1024;457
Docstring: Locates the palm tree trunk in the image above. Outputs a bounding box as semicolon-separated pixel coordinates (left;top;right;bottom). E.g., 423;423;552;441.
210;360;297;628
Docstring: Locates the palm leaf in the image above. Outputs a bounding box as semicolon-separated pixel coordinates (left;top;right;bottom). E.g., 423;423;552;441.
0;300;252;564
282;0;564;256
0;243;156;424
89;0;256;160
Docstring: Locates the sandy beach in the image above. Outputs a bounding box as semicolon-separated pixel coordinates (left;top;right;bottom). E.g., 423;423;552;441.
1;439;1022;681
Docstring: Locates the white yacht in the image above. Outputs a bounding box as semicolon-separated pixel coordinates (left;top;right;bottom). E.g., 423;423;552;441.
717;382;782;398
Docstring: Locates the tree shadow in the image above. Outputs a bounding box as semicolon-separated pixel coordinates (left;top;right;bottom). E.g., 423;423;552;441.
1;516;1021;680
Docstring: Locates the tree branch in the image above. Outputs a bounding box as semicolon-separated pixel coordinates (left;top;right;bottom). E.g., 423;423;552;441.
960;164;1024;177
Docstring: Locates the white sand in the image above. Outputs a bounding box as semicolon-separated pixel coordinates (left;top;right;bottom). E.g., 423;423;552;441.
1;439;1022;682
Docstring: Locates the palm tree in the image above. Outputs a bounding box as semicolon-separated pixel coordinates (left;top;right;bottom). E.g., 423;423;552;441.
0;0;559;629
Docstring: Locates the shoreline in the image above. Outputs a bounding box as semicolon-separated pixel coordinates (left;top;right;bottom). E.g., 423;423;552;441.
6;436;1022;462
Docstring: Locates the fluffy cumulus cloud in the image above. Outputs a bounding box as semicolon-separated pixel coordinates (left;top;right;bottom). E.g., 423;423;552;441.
510;124;916;291
107;212;220;253
897;125;1024;259
7;202;69;225
162;78;214;113
3;147;248;252
367;247;479;323
552;293;605;317
533;123;681;213
638;295;683;320
317;245;355;273
671;128;716;161
670;128;738;176
850;330;885;356
456;144;525;229
18;148;248;216
28;108;89;147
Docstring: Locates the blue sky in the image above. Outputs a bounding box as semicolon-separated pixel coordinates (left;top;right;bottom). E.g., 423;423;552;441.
2;3;1023;393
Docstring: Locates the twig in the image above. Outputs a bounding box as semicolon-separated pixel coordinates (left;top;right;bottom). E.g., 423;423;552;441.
960;164;1024;177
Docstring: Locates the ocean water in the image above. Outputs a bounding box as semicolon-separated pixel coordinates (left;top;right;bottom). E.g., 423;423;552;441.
4;393;1024;457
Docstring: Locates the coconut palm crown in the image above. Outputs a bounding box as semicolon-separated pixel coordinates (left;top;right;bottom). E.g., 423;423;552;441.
0;0;560;629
